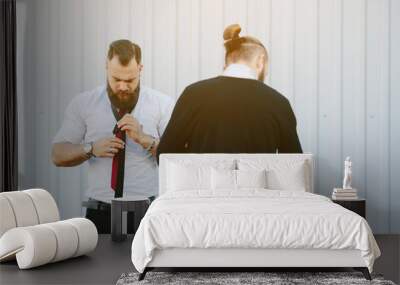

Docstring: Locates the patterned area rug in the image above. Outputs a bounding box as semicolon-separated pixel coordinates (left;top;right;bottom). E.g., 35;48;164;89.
117;271;396;285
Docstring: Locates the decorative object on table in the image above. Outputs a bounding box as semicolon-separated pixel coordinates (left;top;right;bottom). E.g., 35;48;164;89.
0;189;98;269
111;196;150;242
343;156;353;189
332;199;366;218
116;271;394;285
332;156;358;200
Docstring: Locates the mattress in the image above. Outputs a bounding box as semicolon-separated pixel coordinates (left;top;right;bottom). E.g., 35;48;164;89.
131;190;380;273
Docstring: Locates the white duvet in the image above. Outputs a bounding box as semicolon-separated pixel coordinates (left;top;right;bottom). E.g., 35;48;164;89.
131;190;380;273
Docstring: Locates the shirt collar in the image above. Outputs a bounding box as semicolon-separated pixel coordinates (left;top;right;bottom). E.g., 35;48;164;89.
222;63;258;80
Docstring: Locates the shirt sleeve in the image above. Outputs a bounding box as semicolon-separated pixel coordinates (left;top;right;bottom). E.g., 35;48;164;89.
277;99;303;153
157;95;176;137
52;95;86;144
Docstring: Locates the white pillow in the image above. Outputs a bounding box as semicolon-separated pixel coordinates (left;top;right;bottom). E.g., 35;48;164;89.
167;162;211;191
237;169;267;189
266;161;307;191
211;168;236;190
238;159;309;191
166;159;236;192
211;169;268;190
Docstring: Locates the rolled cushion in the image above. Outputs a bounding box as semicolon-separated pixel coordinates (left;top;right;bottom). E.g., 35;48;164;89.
42;221;79;262
0;226;57;268
64;218;98;257
0;196;17;237
0;218;98;269
0;189;59;238
0;191;39;228
24;189;60;223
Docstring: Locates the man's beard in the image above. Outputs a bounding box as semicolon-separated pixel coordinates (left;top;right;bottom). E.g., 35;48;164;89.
107;82;139;111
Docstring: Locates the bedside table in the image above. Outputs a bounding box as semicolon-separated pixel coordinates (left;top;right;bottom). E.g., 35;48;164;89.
332;198;366;218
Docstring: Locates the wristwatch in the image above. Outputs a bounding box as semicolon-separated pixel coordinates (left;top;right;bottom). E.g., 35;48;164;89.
145;136;157;153
83;142;95;158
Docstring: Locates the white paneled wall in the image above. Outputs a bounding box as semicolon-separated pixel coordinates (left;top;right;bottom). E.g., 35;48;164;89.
16;0;400;233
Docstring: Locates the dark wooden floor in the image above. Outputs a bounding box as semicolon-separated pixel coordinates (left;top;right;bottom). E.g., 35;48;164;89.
374;235;400;284
0;235;134;285
0;234;398;285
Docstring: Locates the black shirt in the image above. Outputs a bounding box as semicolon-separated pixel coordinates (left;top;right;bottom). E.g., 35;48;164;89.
157;76;302;157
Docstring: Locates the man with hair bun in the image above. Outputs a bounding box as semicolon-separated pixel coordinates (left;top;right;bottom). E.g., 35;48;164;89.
52;39;175;233
158;24;302;157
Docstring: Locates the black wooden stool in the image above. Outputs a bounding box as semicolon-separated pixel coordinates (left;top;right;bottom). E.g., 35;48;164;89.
111;196;150;242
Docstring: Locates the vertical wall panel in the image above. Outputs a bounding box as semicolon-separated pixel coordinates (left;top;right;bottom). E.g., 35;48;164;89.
294;0;318;158
18;0;36;190
34;0;51;195
223;0;248;33
130;0;145;48
131;0;153;86
152;0;176;97
57;0;84;219
83;0;100;90
81;0;98;214
365;0;390;233
16;0;400;232
247;0;272;85
105;0;130;41
318;0;342;197
341;0;367;205
16;0;27;189
130;0;146;80
390;0;400;232
199;0;224;79
176;0;200;97
94;0;107;84
48;0;61;203
269;0;295;105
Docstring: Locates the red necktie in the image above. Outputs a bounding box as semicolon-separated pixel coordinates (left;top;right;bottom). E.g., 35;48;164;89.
111;111;126;198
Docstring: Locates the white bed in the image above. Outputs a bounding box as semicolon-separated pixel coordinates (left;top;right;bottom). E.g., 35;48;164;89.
131;154;380;280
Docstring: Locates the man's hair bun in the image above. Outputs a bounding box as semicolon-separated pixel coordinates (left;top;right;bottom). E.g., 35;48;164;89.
223;24;241;41
223;23;267;64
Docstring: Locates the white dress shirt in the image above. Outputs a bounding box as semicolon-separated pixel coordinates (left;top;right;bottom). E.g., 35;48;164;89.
53;85;175;202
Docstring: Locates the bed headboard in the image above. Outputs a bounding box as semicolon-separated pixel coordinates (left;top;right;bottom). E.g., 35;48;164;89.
159;153;314;195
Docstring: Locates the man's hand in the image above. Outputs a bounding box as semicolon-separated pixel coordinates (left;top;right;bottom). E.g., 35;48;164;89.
92;137;125;158
117;114;159;156
117;114;145;144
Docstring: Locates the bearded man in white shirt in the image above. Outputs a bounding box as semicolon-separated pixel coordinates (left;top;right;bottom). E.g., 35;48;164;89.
52;39;175;233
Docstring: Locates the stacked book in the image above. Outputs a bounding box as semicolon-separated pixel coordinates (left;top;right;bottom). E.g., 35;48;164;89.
332;188;358;200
